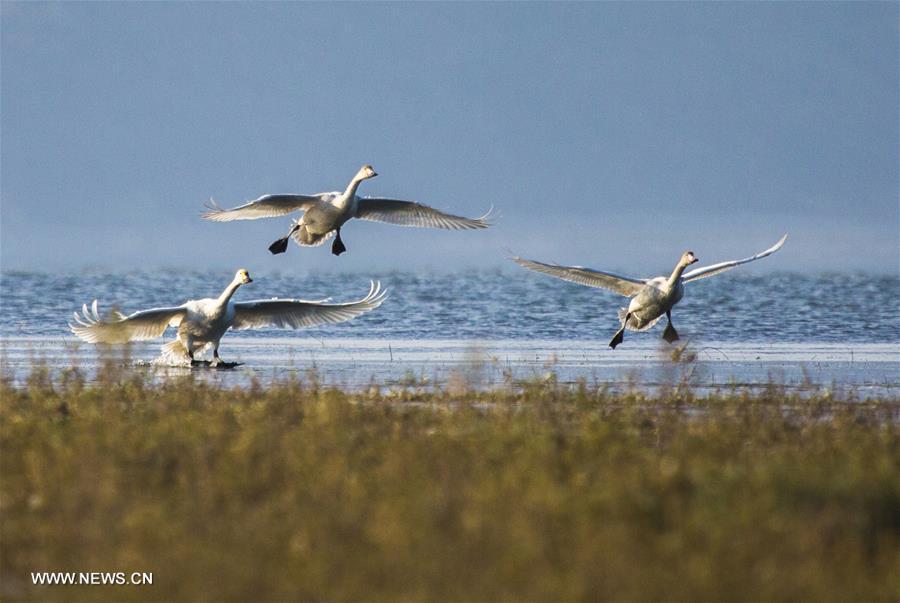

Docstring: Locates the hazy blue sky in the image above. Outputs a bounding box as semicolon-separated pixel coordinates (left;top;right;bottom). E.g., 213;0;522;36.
2;2;897;276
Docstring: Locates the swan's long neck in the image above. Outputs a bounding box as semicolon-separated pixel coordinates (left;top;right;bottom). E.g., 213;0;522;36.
216;279;242;308
666;262;689;289
336;175;365;209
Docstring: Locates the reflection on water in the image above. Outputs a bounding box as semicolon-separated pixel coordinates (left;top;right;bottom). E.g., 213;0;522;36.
2;337;898;398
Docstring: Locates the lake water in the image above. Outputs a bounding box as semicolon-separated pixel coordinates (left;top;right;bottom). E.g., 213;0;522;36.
2;270;898;396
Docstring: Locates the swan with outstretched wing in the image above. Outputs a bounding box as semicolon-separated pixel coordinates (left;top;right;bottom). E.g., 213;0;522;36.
70;270;387;366
202;165;492;257
513;235;787;348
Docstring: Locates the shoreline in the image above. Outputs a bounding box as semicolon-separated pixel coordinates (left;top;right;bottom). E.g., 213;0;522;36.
2;337;898;398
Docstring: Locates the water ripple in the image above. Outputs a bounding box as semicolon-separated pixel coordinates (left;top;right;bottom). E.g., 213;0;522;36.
2;270;898;344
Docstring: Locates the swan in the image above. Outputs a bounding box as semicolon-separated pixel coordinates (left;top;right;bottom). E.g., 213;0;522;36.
69;269;387;366
512;235;787;349
202;165;492;257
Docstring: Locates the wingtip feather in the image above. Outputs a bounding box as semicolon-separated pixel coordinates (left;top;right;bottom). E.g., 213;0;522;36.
763;233;788;256
476;205;497;227
201;198;232;221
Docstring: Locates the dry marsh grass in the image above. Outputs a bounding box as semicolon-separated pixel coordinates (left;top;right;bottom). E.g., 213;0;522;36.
1;368;898;602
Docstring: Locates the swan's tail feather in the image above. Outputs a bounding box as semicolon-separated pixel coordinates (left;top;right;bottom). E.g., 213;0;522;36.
160;339;189;362
617;308;639;330
617;308;663;332
290;224;335;247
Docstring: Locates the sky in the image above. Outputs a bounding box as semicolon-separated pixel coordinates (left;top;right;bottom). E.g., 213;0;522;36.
2;2;897;276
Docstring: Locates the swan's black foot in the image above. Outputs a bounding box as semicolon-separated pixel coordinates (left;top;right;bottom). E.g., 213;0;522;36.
662;322;679;343
331;231;347;256
269;237;290;255
609;328;625;349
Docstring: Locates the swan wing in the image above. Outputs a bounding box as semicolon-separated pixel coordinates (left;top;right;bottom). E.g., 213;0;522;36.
683;234;788;283
231;281;387;330
69;300;186;344
512;257;646;297
355;198;492;230
201;194;325;222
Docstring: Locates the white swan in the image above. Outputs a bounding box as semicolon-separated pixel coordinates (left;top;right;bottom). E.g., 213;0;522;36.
69;269;387;365
513;235;787;349
202;165;492;257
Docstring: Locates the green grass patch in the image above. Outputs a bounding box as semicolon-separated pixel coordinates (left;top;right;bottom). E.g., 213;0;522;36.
2;371;898;602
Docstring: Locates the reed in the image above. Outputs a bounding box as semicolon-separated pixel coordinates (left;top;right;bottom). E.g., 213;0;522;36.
1;367;898;602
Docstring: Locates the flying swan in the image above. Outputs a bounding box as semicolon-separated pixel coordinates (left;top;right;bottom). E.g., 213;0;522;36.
202;165;493;257
69;269;387;366
512;235;787;349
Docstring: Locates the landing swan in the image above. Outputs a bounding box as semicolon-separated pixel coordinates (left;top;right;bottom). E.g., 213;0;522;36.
512;235;787;349
69;269;387;365
202;165;492;257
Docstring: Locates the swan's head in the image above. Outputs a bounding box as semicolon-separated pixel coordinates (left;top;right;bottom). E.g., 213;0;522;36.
357;164;378;180
680;251;699;267
234;269;253;285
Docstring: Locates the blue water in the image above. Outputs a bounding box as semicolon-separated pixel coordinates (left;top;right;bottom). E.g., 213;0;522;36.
1;270;898;396
2;270;898;343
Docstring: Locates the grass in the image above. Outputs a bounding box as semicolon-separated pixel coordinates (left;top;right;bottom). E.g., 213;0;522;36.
1;367;898;602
